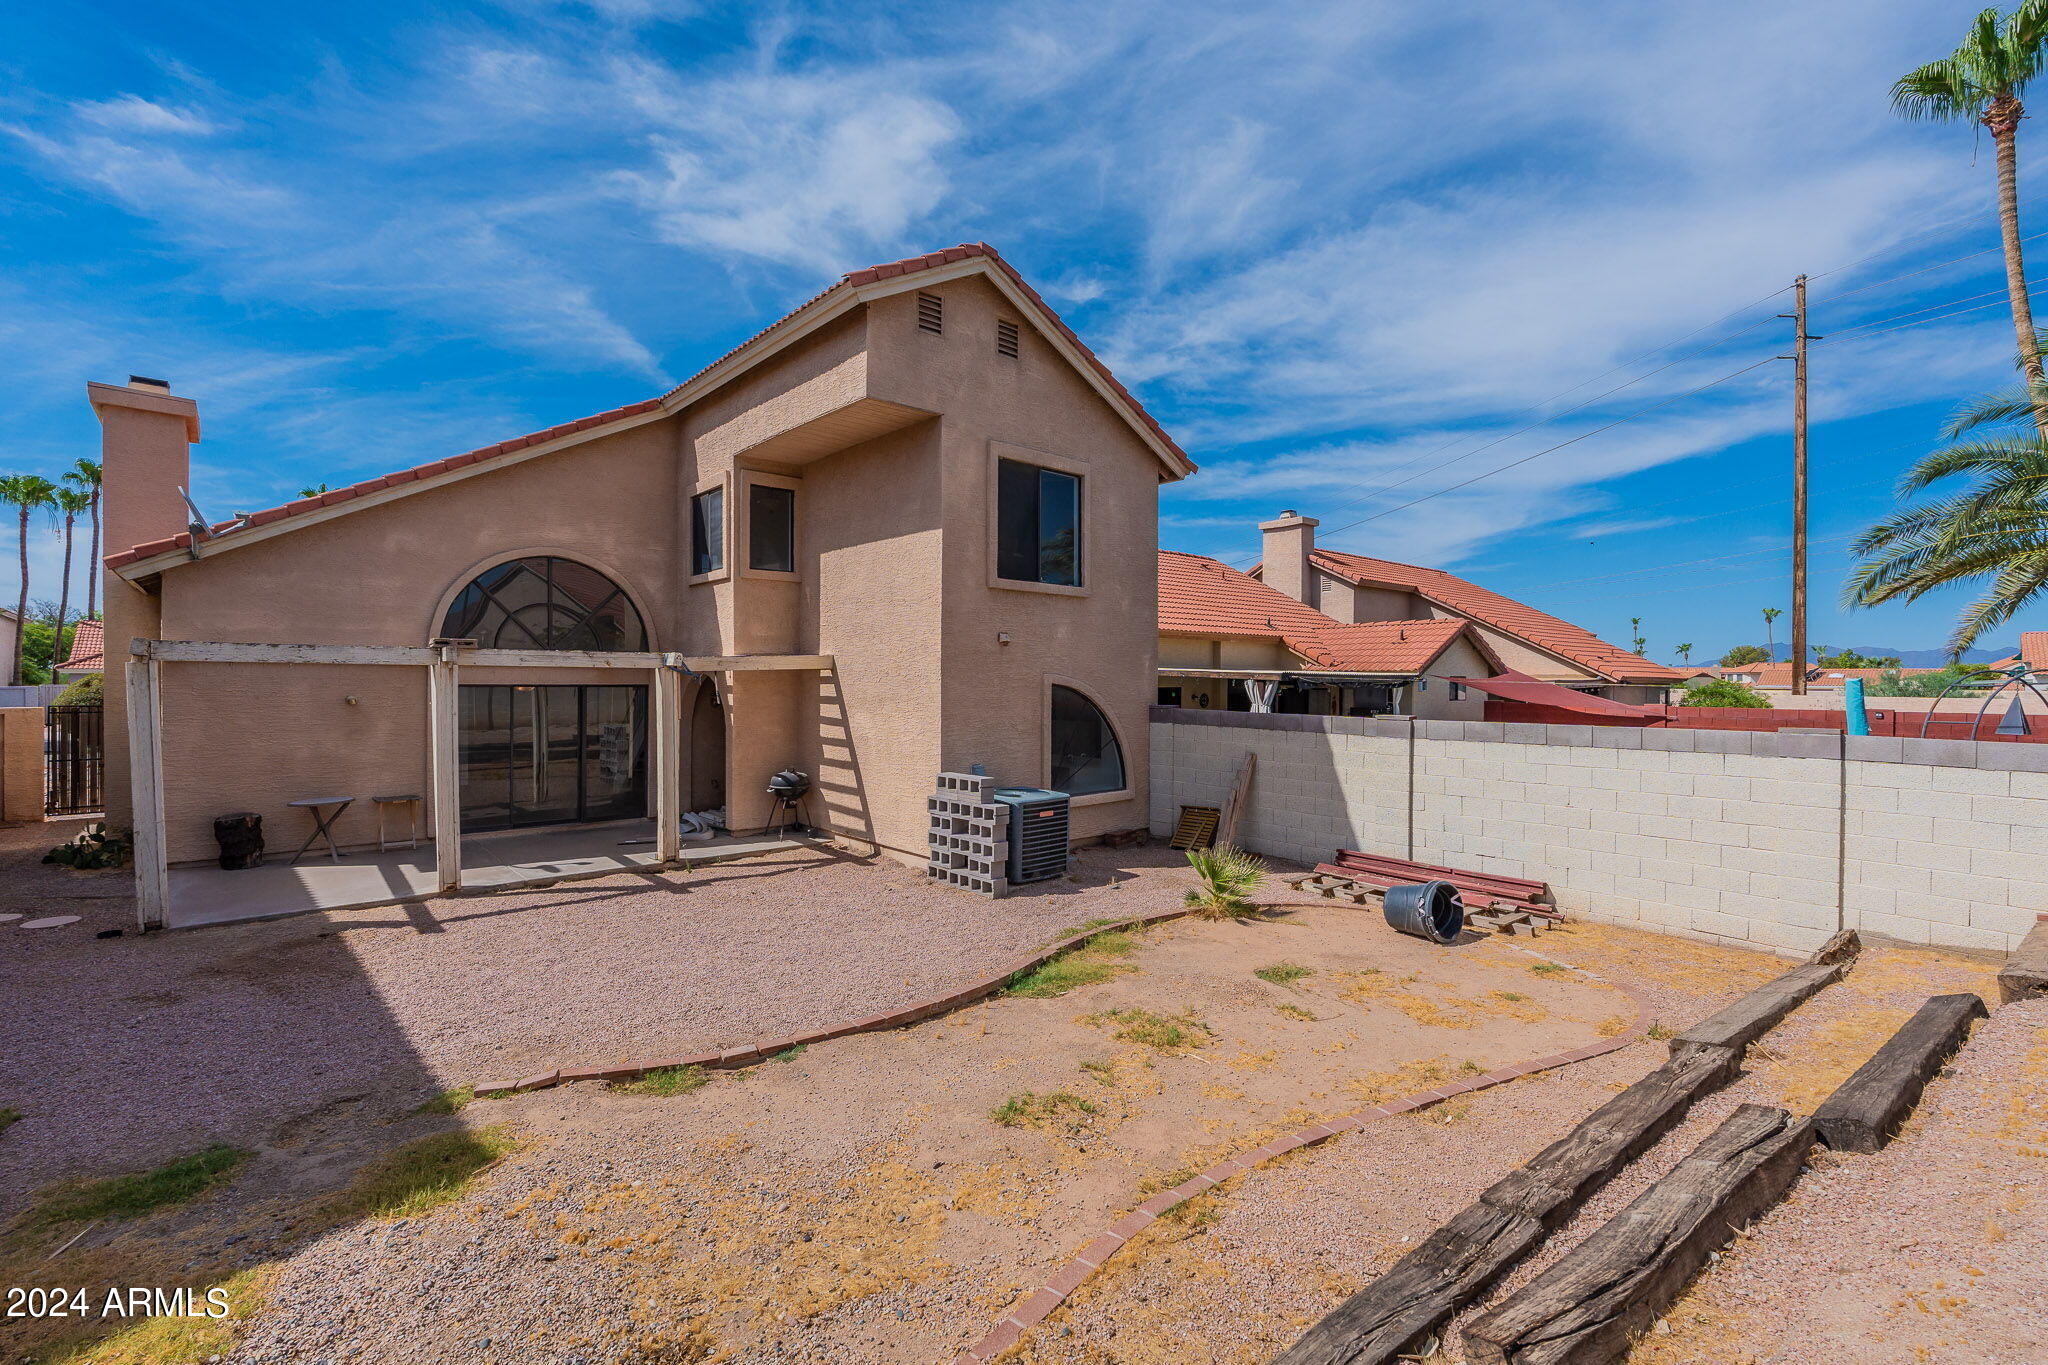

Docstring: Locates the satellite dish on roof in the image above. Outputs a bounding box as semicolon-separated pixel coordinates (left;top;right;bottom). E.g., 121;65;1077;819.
176;486;214;542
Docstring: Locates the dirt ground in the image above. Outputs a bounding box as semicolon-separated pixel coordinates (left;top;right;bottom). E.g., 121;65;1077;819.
1;814;2031;1365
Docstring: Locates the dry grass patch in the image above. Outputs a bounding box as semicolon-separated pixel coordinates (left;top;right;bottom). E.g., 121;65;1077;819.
611;1064;710;1097
1275;1002;1317;1021
992;1091;1100;1131
1254;962;1314;986
323;1124;517;1222
39;1266;278;1365
1344;1057;1469;1106
1003;929;1141;998
1086;1007;1214;1051
30;1144;251;1228
1337;970;1481;1030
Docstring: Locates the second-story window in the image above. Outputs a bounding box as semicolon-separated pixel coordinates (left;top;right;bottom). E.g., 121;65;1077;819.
996;458;1081;586
691;487;724;575
749;483;795;572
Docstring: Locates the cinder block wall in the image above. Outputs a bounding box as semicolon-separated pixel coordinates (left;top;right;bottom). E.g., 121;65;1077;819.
1150;708;2047;957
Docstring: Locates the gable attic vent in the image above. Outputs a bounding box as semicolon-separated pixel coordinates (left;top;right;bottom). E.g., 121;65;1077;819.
916;291;943;334
996;318;1021;358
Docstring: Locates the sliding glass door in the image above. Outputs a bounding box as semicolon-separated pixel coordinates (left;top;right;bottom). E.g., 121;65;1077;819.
458;684;648;832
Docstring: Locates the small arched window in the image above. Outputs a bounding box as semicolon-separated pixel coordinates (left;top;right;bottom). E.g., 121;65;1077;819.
1050;685;1125;796
440;557;647;651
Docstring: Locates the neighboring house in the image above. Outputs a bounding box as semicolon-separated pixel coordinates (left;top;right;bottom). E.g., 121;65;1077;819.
1989;632;2047;672
1249;512;1684;703
1157;550;1503;718
93;243;1193;872
1702;663;1939;691
55;618;103;680
0;607;16;683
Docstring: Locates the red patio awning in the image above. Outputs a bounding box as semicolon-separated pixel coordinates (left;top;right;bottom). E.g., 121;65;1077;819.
1448;670;1662;719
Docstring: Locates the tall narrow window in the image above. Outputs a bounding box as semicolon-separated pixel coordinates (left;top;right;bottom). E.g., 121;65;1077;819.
691;487;724;576
996;458;1081;586
1050;685;1124;796
917;292;943;334
748;483;795;572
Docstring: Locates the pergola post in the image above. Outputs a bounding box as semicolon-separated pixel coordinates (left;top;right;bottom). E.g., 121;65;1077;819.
654;657;684;865
428;645;462;893
125;653;169;929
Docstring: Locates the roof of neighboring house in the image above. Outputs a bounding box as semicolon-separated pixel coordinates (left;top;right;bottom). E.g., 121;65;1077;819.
110;243;1190;574
1990;631;2048;671
1159;552;1496;675
1300;549;1685;685
1704;663;1940;686
58;618;104;671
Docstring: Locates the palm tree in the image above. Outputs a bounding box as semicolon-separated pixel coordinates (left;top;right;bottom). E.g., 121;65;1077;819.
0;475;58;685
1844;386;2048;655
1761;607;1782;659
299;483;328;498
1629;616;1647;655
49;487;92;668
1895;1;2048;433
1676;642;1694;665
64;459;101;620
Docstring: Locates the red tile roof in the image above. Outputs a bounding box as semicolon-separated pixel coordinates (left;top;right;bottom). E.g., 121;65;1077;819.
1305;549;1685;684
1159;551;1483;675
1993;631;2048;671
1160;550;1341;641
1289;618;1477;674
58;618;103;671
109;244;1187;572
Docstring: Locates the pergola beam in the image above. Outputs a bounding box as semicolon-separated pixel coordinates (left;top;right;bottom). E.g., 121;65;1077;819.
124;638;831;924
131;639;832;672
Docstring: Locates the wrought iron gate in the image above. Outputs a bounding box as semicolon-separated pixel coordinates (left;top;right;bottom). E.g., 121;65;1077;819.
45;705;103;816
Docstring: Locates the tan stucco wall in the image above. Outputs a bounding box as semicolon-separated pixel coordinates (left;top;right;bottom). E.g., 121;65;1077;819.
1;707;44;824
145;419;680;862
107;267;1177;872
868;275;1160;846
1407;635;1492;719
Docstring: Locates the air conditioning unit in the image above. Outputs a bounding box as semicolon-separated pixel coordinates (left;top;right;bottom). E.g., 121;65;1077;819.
993;787;1070;884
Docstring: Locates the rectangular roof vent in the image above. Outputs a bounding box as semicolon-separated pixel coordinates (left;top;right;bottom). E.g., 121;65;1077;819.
996;319;1020;358
916;292;943;334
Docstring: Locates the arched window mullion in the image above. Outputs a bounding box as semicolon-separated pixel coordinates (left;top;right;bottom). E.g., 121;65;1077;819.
441;557;645;653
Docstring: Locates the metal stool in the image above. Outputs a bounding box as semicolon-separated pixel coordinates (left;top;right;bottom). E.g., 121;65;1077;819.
372;794;422;852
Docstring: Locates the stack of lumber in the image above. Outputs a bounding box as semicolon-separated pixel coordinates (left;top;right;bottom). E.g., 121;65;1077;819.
1291;850;1558;936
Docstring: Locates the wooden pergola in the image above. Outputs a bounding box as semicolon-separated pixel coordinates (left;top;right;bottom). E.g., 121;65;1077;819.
125;639;832;928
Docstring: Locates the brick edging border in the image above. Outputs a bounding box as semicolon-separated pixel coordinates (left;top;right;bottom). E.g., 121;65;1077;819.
472;903;1206;1097
949;948;1653;1363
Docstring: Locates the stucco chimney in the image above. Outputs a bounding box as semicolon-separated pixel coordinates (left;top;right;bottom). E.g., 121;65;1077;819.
1259;509;1319;607
89;376;201;556
87;375;199;842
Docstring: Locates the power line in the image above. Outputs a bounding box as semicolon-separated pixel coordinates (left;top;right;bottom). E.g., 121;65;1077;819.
1809;229;2048;304
1816;294;2019;346
1305;356;1783;545
1519;531;1862;592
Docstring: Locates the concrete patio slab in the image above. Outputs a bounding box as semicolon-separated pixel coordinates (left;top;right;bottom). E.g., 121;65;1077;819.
164;820;807;929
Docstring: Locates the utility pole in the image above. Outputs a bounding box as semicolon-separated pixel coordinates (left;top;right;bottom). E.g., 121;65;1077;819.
1780;275;1815;696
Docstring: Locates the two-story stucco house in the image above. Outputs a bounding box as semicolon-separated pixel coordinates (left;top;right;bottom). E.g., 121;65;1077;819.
93;244;1193;926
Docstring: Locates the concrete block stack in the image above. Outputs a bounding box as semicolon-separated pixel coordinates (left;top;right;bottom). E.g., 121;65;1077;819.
927;771;1009;897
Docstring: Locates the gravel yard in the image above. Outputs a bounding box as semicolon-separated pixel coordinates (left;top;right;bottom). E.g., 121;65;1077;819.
0;819;1192;1213
2;811;2031;1365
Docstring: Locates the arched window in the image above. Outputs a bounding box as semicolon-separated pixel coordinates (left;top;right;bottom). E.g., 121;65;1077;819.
1050;685;1125;795
440;557;647;651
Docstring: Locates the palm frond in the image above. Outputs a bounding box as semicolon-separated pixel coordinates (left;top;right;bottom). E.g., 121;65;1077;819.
1950;551;2048;653
1893;58;1984;121
1941;382;2048;437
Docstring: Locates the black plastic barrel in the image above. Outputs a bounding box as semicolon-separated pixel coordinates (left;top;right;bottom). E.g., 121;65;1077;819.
1383;880;1464;943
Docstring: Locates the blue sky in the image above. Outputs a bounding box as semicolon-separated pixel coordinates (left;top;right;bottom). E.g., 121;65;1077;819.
0;0;2039;661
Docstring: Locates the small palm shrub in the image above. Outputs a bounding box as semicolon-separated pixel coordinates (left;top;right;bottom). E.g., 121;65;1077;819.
1184;844;1265;918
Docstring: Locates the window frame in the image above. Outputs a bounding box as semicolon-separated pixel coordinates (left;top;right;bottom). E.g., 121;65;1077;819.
738;469;802;581
431;551;653;652
987;442;1091;598
688;478;729;583
1042;676;1132;807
